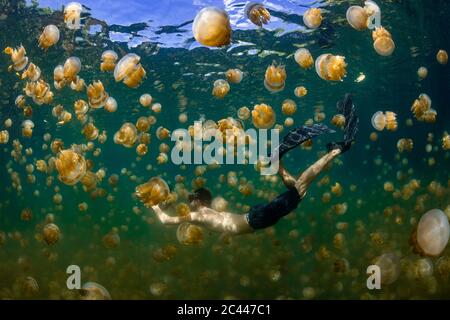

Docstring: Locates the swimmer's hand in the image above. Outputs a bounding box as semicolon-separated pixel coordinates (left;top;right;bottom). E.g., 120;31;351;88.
151;205;162;213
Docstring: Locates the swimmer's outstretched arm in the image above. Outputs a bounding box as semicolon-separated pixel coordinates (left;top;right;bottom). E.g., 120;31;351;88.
295;148;341;197
151;205;191;225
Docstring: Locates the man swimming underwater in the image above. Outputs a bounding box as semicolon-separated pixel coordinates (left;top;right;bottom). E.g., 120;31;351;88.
151;94;359;235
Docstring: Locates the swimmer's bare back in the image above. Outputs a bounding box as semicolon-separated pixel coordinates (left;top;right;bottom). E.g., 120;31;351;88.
152;205;254;235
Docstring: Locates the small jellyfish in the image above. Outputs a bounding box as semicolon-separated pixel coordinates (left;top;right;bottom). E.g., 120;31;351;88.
114;123;138;147
294;48;314;69
177;223;204;245
413;209;450;257
43;223;60;245
237;106;250;120
38;25;60;50
87;80;108;109
70;76;85;91
212;79;230;98
136;144;148;156
264;62;286;92
4;45;28;71
21;120;34;138
102;231;120;249
315;54;347;81
252;103;276;129
63;56;81;82
114;53;146;88
82;123;99;141
74;99;89;118
226;69;243;84
331;114;346;129
436;49;448;65
24;80;54;105
245;2;270;27
192;7;231;47
0;130;9;144
303;8;322;29
156;126;171;140
139;94;153;107
417;67;428;80
136;116;151;132
397;138;414;153
104;97;117;113
442;132;450;150
55;149;87;185
373;252;401;285
411;93;432;120
21;63;41;82
100;50;118;72
281;99;297;116
346;1;381;31
371;111;397;132
79;282;111;300
135;177;170;207
152;103;162;113
372;27;395;56
64;2;83;30
294;86;308;97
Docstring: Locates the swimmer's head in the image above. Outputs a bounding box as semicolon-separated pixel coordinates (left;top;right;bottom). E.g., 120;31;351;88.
188;187;212;209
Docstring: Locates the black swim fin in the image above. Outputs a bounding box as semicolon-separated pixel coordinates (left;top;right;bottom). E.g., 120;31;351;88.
327;94;359;153
272;123;335;160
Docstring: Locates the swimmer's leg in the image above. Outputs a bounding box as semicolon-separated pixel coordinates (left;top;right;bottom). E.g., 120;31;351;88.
327;93;359;153
271;123;335;161
295;148;341;197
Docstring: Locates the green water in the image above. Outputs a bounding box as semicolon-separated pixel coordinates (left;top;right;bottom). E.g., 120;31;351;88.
0;0;450;299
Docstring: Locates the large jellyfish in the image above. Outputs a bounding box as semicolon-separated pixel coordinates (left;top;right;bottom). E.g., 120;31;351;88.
245;2;270;27
114;53;146;88
315;54;347;81
192;7;231;47
135;177;170;207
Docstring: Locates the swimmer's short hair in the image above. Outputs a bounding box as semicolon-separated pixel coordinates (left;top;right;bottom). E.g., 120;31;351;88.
188;187;212;207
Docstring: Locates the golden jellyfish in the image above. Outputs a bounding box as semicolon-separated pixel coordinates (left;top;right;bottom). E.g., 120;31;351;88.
437;49;448;65
315;54;347;81
51;139;64;154
139;93;153;107
245;2;270;26
38;25;60;50
15;94;26;108
294;86;308;97
135;177;170;207
36;160;47;172
421;108;437;124
211;196;228;212
212;79;230;98
412;209;450;257
281;99;297;116
226;69;243;84
4;45;28;72
411;93;432;120
43;223;60;245
284;117;294;127
397;138;414;153
156;153;168;165
21;120;34;138
21;63;41;82
294;48;314;69
100;50;118;72
104;97;118;113
87;80;108;109
136;117;151;132
264;62;286;92
346;1;380;31
80;282;111;300
0;130;9;144
139;132;151;145
331;114;346;129
373;252;400;285
82;123;99;141
102;231;120;249
20;208;33;221
417;67;428;80
303;8;322;29
64;2;83;30
24;80;54;105
178;112;188;123
152;103;162;113
63;56;81;82
252;103;276;129
55;149;87;185
372;27;395;56
192;7;231;47
74;99;89;118
156;126;171;140
442;132;450;150
237;106;250;120
371;111;397;131
114;123;138;147
176;223;204;245
70;76;85;91
114;53;146;88
136;143;148;156
81;171;98;191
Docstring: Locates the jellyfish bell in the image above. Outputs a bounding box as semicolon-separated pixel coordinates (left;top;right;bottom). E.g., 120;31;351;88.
412;209;450;257
237;106;250;120
135;177;170;207
225;69;243;84
264;63;286;92
294;86;308;97
87;80;108;109
372;27;395;56
63;56;81;82
113;53;146;88
139;94;153;107
79;282;111;300
100;50;118;72
303;8;322;29
437;49;448;65
281;99;297;116
43;223;60;245
104;97;117;113
176;222;204;245
70;76;85;91
212;79;230;98
4;45;29;71
371;111;386;131
346;6;369;31
21;63;41;82
315;54;347;81
55;149;87;185
373;252;401;285
245;2;270;27
38;25;60;50
252;103;275;129
294;48;314;69
114;123;138;147
417;67;428;80
64;2;83;30
192;7;231;47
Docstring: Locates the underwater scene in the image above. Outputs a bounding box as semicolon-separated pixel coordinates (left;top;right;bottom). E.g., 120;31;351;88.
0;0;449;300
